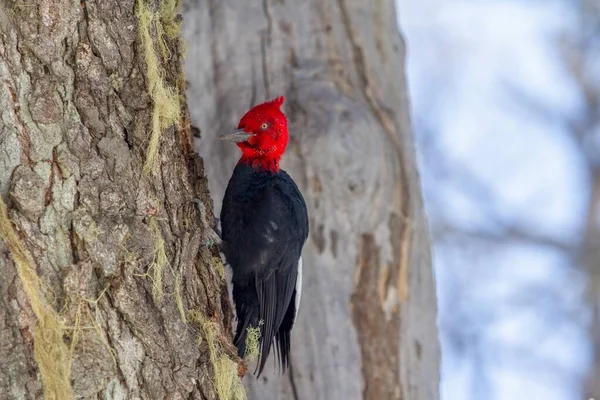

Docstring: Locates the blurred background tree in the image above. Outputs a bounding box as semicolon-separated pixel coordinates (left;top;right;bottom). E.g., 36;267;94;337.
397;0;599;398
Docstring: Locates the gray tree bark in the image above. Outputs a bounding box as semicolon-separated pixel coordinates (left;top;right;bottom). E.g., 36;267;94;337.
183;0;439;399
0;1;240;399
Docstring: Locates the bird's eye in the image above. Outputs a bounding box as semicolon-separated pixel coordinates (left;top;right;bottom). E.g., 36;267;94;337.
260;122;269;130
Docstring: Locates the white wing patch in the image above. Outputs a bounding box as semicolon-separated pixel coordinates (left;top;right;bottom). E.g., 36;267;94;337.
264;220;278;243
293;257;303;324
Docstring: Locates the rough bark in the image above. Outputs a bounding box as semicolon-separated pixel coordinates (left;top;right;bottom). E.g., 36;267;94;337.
0;1;238;399
183;0;439;399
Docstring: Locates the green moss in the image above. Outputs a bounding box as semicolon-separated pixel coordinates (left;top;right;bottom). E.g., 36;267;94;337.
144;216;187;322
214;357;246;400
0;197;72;399
157;0;182;60
213;256;226;280
159;0;182;40
244;323;262;363
82;286;117;366
189;311;246;400
136;0;181;174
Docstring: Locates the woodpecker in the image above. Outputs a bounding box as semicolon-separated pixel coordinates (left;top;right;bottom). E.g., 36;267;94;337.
219;96;308;376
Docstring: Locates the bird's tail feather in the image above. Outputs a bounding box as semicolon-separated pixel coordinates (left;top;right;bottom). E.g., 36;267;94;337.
234;271;296;376
254;271;296;376
274;289;296;372
275;328;291;371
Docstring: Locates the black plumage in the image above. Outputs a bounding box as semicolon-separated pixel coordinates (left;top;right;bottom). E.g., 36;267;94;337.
220;163;309;376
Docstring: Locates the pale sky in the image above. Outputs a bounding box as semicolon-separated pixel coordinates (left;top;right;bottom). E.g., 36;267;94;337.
396;0;590;399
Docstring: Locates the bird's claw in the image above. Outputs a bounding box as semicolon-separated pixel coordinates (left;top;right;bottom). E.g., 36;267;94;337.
192;198;222;245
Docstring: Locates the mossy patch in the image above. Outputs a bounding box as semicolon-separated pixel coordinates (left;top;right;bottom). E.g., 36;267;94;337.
212;256;225;280
82;286;117;366
146;216;186;322
189;311;246;400
136;0;181;174
244;323;262;363
157;0;182;60
64;296;116;367
0;196;72;399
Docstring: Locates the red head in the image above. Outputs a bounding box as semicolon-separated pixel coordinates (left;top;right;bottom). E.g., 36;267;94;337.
219;96;288;172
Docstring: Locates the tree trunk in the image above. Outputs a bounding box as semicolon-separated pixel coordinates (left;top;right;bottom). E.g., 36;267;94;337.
0;1;240;399
584;169;600;399
183;0;439;399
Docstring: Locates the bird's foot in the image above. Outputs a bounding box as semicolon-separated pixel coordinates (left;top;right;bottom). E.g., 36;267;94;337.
192;198;222;246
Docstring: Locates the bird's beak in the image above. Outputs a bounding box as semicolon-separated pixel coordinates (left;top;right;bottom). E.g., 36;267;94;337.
219;128;252;143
